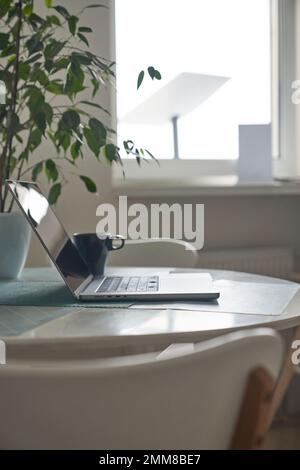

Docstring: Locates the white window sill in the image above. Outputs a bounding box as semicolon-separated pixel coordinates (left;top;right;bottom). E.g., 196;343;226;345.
113;175;300;197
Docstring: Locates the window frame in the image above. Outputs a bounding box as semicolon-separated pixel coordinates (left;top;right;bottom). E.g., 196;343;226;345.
110;0;296;188
274;0;297;178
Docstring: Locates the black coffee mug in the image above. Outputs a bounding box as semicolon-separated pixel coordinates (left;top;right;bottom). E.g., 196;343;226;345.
72;233;125;276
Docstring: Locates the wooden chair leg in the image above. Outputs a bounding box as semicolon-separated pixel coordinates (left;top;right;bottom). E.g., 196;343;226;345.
231;326;300;450
230;366;275;450
264;325;300;430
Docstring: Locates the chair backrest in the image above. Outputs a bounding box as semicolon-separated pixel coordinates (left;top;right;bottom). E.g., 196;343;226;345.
107;239;198;268
0;328;282;450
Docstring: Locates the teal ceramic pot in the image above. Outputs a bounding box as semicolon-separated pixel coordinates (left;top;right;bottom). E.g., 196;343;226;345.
0;212;31;279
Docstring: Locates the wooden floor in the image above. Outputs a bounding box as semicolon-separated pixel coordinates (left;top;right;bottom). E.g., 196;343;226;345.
263;415;300;449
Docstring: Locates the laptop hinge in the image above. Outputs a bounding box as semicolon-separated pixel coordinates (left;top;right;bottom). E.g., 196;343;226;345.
74;274;94;298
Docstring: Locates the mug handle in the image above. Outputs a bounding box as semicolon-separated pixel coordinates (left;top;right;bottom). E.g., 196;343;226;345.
108;235;125;251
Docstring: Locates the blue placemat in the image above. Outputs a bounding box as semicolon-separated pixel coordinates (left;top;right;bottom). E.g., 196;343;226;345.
0;268;132;308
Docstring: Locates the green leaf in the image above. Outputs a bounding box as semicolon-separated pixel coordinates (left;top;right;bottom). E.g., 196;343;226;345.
48;183;61;205
7;155;17;174
60;110;81;131
84;4;107;10
45;159;58;182
27;88;45;116
70;107;88;117
1;44;16;58
91;78;100;97
32;161;43;181
45;0;53;8
83;119;107;158
45;59;54;73
70;60;84;81
62;133;71;152
65;61;85;96
78;33;89;47
51;57;69;73
80;176;97;193
6;54;16;66
19;63;31;80
19;148;29;162
34;70;49;86
123;140;134;154
23;4;33;17
71;52;92;66
89;118;106;145
137;70;144;90
54;131;65;150
68;15;78;36
28;14;43;31
89;118;107;153
78;27;92;33
42;103;53;125
102;144;118;163
25;53;43;64
0;0;11;19
0;33;9;51
147;66;156;80
46;14;61;26
145;149;157;161
26;35;43;55
83;127;99;157
53;5;70;19
8;113;22;135
44;40;65;59
0;107;7;125
28;13;47;30
46;81;64;94
147;66;161;81
29;129;42;151
78;100;110;115
70;141;81;160
34;111;47;135
15;134;23;144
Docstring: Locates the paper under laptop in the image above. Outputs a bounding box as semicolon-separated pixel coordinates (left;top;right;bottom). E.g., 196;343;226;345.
130;280;299;316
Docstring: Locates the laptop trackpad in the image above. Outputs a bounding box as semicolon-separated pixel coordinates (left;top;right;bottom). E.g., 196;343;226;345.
159;273;215;294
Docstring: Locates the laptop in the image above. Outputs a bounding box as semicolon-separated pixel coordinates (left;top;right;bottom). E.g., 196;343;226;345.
7;180;220;301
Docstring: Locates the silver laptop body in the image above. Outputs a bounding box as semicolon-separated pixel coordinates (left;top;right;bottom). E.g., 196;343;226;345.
7;180;220;301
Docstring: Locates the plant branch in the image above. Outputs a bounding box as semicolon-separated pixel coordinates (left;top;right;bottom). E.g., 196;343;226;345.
20;156;62;178
0;0;23;212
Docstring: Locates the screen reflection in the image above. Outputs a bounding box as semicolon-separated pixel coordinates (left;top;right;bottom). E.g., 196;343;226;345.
7;181;90;293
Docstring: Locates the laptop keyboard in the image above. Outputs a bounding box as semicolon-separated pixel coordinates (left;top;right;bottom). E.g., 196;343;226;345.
97;276;159;293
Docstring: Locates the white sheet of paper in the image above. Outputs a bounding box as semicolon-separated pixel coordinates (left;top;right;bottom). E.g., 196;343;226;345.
237;124;273;183
129;280;299;316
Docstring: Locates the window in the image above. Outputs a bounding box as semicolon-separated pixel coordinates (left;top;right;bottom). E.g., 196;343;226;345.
112;0;295;186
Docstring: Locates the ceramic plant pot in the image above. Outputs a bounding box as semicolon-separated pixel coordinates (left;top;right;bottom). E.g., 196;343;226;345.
0;212;31;279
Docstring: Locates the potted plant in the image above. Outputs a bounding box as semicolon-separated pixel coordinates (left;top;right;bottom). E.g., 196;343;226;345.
0;0;160;279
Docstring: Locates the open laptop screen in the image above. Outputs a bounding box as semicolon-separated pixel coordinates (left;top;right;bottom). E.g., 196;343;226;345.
7;181;90;293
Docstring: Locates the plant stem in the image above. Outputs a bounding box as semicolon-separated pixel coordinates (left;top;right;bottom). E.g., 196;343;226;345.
1;0;23;212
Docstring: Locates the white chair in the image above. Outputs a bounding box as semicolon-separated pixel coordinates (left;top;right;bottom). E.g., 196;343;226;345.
107;239;198;268
0;328;282;450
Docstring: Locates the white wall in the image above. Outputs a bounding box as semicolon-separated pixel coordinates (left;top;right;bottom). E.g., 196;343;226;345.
296;0;300;174
27;0;117;266
26;0;300;271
